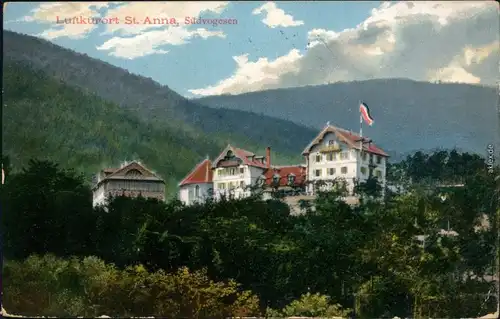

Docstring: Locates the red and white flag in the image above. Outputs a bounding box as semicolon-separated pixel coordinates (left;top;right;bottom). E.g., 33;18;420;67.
360;102;374;126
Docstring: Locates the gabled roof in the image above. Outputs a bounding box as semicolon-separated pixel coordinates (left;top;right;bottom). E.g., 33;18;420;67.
262;165;307;187
105;161;163;181
179;159;213;186
94;161;164;190
213;144;268;169
302;124;389;157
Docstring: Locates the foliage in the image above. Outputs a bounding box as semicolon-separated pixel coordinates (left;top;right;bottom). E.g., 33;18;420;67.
2;254;260;318
280;292;351;317
1;149;498;318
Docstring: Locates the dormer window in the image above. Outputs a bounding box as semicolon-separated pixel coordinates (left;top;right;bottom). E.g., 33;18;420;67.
287;174;296;185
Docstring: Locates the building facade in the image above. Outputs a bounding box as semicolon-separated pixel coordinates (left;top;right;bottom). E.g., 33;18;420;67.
178;123;388;206
92;161;165;207
303;124;389;195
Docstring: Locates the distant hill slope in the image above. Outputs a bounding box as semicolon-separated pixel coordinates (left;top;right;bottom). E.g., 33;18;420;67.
195;79;499;156
2;61;216;195
2;31;323;194
3;30;316;165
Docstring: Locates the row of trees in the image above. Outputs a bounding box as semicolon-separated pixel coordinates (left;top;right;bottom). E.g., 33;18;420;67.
1;150;498;318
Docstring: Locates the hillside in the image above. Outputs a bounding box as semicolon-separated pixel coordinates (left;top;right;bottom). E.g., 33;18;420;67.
3;31;317;161
195;79;499;156
2;31;322;194
2;61;213;194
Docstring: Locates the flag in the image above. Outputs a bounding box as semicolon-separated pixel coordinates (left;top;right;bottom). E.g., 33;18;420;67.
1;164;4;185
360;102;374;126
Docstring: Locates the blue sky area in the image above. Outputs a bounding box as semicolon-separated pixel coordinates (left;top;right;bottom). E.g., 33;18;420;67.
4;1;498;97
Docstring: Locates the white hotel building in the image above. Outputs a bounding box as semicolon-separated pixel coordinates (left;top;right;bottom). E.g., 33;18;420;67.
302;124;388;195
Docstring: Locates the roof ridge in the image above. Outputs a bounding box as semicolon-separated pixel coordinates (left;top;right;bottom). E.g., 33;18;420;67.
179;159;211;186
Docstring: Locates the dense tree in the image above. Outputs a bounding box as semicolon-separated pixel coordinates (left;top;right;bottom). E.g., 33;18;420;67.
1;151;498;318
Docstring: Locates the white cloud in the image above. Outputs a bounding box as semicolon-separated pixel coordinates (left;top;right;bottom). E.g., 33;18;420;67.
252;2;304;28
21;2;112;39
190;1;499;96
101;2;229;36
18;2;230;59
189;49;303;96
96;2;230;58
97;27;225;59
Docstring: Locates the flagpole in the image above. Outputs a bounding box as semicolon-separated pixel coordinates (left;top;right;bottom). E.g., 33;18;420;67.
359;101;363;152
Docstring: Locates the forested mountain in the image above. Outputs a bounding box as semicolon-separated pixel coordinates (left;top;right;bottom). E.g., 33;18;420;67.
3;31;317;194
195;79;498;156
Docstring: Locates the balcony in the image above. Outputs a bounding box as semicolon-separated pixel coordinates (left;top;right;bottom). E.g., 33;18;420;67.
319;145;341;153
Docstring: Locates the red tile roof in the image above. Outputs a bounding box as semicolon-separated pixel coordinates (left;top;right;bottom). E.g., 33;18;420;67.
263;165;307;187
232;147;268;168
302;125;389;157
214;145;268;168
179;159;213;186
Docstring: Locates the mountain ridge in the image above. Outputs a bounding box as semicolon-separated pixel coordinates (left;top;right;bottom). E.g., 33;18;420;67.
194;78;499;156
3;30;317;161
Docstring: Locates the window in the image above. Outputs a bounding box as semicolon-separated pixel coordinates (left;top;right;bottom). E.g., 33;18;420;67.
341;167;347;174
315;154;322;162
240;181;245;188
188;188;194;200
314;169;322;177
218;183;226;189
328;168;335;175
239;167;245;174
376;155;382;164
288;174;296;185
328;140;336;146
258;176;266;187
375;170;382;178
362;152;368;161
229;168;236;175
229;182;235;190
195;185;200;197
360;167;367;175
273;174;280;184
125;169;143;177
327;153;334;161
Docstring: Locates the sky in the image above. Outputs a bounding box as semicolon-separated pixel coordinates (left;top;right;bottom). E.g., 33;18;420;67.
4;1;499;98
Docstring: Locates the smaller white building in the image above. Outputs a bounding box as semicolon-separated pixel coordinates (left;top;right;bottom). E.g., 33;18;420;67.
178;158;214;205
211;145;270;200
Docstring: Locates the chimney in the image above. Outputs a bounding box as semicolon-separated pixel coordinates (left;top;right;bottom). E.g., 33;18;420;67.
266;147;271;168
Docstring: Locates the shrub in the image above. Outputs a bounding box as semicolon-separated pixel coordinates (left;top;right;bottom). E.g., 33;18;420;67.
2;254;261;318
273;292;351;318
